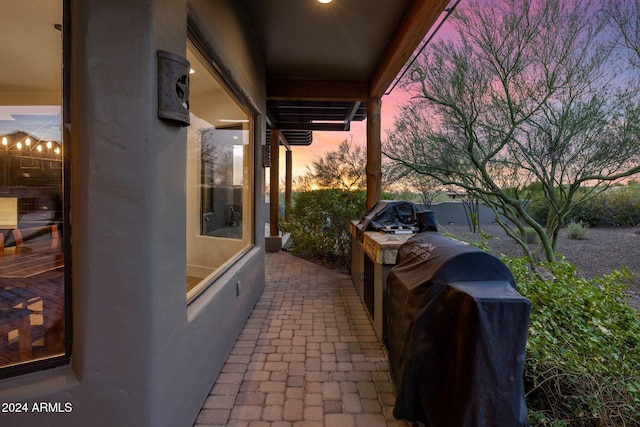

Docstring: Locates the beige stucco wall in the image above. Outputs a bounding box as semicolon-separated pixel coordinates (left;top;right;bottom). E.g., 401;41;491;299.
0;1;266;426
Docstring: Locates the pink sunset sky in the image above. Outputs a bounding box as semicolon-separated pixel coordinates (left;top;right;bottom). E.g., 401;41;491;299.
285;89;413;179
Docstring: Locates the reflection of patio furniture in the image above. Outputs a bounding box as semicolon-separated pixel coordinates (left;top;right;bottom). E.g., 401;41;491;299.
0;307;33;361
11;224;59;250
1;235;65;359
1;237;63;278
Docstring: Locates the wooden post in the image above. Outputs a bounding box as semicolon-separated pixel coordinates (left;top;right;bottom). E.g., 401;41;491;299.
269;129;280;237
366;98;382;211
285;149;292;222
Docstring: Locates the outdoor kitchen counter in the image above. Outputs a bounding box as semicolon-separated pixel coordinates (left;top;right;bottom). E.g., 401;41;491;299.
350;221;413;262
350;221;414;343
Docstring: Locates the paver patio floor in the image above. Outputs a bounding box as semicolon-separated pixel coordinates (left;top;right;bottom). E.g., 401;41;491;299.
194;250;410;427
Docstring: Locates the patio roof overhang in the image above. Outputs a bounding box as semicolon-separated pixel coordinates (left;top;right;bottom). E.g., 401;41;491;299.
243;0;452;145
244;0;452;243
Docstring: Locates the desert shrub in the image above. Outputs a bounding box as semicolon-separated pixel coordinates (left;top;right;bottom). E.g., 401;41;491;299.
566;220;590;240
279;189;366;271
564;198;601;227
598;186;640;227
504;257;640;426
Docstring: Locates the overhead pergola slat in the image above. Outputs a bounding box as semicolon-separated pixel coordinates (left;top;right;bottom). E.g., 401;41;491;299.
267;79;369;101
267;99;367;144
266;129;313;146
276;122;349;132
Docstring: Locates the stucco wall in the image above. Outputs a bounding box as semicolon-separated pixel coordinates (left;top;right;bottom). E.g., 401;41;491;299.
0;1;266;426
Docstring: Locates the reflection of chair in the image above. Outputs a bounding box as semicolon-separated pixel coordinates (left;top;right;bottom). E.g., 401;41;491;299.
51;224;59;249
0;307;33;361
11;228;23;247
12;224;59;250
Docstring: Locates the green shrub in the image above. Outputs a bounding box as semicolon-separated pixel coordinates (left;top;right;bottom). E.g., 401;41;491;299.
565;198;601;227
523;182;602;227
279;189;366;271
566;220;590;240
442;228;496;251
523;182;551;225
598;186;640;227
504;257;640;426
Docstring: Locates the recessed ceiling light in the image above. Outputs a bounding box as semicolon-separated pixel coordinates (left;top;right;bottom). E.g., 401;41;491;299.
318;0;332;3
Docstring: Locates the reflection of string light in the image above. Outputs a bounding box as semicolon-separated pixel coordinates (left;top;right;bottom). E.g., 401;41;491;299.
55;147;60;155
25;137;31;147
46;141;52;149
17;142;22;150
1;137;7;146
37;145;43;152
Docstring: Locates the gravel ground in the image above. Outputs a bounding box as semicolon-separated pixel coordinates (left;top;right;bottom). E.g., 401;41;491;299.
438;223;640;310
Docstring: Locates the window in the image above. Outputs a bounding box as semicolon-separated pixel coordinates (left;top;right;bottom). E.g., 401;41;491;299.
0;0;69;377
186;40;254;298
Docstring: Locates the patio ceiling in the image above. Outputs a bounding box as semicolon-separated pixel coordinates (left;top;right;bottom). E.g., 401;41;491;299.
243;0;451;145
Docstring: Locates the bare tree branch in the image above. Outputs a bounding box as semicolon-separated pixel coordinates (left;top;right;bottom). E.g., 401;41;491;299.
384;0;640;264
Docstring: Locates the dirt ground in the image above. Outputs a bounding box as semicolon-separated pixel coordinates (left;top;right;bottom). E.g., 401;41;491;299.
439;223;640;310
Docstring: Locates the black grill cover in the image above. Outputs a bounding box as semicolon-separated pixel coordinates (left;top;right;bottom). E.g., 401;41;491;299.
386;232;530;426
358;200;418;232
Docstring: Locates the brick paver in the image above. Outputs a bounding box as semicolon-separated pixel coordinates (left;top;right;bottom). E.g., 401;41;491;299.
194;251;410;427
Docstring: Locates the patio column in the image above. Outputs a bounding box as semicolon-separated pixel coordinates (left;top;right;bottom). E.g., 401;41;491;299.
285;149;292;222
266;129;282;252
366;97;382;211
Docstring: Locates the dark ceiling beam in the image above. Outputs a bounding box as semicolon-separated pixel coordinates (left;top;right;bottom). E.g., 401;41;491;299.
267;100;366;108
275;110;349;123
271;107;359;114
369;0;450;98
275;122;350;132
267;79;369;101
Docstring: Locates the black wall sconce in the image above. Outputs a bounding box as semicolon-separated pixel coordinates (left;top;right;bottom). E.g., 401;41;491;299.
157;50;190;127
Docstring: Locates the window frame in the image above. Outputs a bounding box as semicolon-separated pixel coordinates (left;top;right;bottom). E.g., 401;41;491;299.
0;0;72;380
185;32;257;305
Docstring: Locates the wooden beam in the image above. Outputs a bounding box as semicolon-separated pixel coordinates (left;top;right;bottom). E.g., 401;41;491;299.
369;0;450;98
366;98;382;211
268;79;369;101
285;150;292;223
269;129;280;237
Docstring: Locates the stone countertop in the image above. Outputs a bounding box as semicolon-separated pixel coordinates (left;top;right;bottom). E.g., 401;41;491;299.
351;221;414;265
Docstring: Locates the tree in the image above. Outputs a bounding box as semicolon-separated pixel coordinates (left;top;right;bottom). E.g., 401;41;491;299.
384;0;640;264
309;136;366;190
607;0;640;68
292;174;315;192
383;160;442;208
